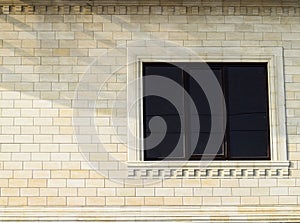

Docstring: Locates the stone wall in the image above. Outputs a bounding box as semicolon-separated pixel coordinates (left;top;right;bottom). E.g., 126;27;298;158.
0;0;299;221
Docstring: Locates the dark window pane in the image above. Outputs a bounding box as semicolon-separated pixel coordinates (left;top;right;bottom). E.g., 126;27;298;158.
143;97;184;160
189;114;211;133
189;132;224;156
186;67;222;115
144;133;184;160
145;115;183;133
144;96;183;116
143;63;185;160
143;63;184;116
229;131;269;158
143;63;183;87
185;67;224;157
229;113;267;131
226;66;267;114
226;64;269;159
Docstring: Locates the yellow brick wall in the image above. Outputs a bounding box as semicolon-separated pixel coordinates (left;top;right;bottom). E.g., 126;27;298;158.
0;0;299;220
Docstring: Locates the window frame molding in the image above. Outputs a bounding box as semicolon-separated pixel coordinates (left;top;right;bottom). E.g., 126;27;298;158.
127;46;289;178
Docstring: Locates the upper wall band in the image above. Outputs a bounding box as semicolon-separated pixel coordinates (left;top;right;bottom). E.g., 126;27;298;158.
0;5;299;16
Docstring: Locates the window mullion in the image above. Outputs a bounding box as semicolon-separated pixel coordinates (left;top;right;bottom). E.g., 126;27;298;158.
222;65;229;160
182;68;189;160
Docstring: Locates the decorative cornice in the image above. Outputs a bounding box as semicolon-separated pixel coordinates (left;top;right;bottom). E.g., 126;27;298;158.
128;168;290;178
127;161;291;178
0;5;299;16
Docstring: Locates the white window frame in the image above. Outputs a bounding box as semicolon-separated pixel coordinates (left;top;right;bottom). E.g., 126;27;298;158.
127;45;289;178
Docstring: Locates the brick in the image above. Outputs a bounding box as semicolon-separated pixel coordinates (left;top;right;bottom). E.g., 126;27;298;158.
26;15;44;22
8;197;27;206
0;179;9;187
78;188;97;196
194;188;213;196
182;179;201;187
203;197;221;205
67;179;85;187
136;188;154;196
260;196;279;205
222;197;240;205
0;32;18;40
235;24;253;31
14;170;32;178
38;32;55;40
67;197;86;206
279;196;297;205
175;188;193;196
282;33;300;40
145;197;164;205
20;188;39;196
239;179;259;187
106;197;124;206
163;197;182;205
201;179;220;187
48;179;66;188
31;170;50;179
86;197;105;206
47;197;66;206
70;170;89;178
259;179;277;187
263;32;282;40
19;32;37;40
226;32;244;40
97;188;116;196
117;188;135;196
53;48;70;56
40;188;58;197
94;32;113;40
9;179;27;188
125;197;144;206
28;197;47;206
0;197;8;206
291;186;300;196
270;187;289;195
1;188;19;196
232;188;251;196
254;24;273;32
183;197;202;205
4;162;22;170
51;170;70;178
169;32;188;40
140;24;159;31
251;188;269;196
213;188;232;196
225;16;244;23
241;197;260;205
155;188;174;196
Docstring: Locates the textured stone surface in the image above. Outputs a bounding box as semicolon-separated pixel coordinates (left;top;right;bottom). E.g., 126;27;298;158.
0;0;299;221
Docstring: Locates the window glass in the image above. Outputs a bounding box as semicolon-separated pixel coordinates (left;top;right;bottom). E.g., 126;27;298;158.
143;62;270;161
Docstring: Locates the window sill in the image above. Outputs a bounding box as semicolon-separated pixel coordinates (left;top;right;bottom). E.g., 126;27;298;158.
127;160;290;178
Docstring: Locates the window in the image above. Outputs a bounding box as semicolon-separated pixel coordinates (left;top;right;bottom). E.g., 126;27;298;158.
127;46;289;178
143;62;270;161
